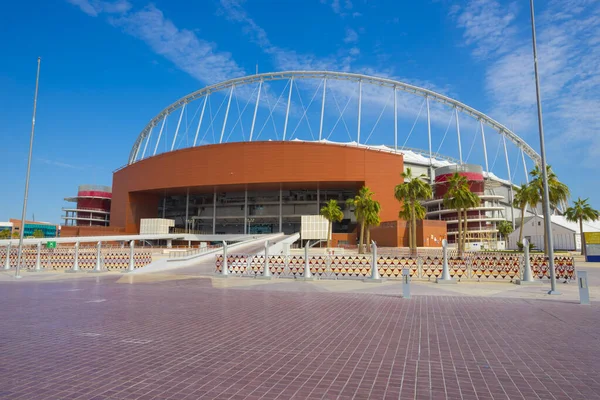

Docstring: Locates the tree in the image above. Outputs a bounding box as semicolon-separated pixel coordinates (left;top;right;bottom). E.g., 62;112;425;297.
0;229;10;239
346;186;375;254
443;173;479;256
529;165;570;253
512;184;537;245
11;232;19;239
497;220;514;243
320;199;344;248
565;197;600;256
364;199;381;252
394;168;432;254
32;229;45;238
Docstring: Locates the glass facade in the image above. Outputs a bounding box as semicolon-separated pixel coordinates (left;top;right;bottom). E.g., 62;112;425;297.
158;187;358;235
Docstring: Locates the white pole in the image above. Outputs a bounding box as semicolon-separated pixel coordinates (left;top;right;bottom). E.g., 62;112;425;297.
72;242;79;272
426;95;433;183
153;116;167;156
221;241;228;276
394;86;398;152
127;240;135;272
141;126;153;159
480;120;490;174
503;135;515;226
193;96;208;146
283;77;294;140
249;80;263;141
171;103;186;151
319;79;327;141
357;80;362;145
530;0;558;294
15;57;41;280
455;107;463;164
33;242;42;271
521;149;529;183
263;241;271;278
3;243;11;270
220;85;234;143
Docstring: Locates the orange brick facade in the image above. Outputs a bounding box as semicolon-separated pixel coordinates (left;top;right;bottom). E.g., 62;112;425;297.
108;141;446;246
111;141;405;233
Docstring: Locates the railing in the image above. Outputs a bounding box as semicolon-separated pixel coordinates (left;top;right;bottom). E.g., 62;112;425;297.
169;245;222;259
215;252;576;282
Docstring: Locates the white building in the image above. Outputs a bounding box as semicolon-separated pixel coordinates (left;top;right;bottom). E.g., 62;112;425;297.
507;215;600;251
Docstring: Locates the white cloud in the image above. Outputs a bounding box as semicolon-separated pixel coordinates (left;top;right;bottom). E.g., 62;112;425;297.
343;28;358;44
66;0;131;17
320;0;353;17
68;1;247;85
453;0;600;164
453;0;518;59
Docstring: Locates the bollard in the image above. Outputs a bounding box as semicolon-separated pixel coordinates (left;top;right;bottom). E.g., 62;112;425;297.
577;271;590;305
90;242;107;273
364;241;384;283
402;268;411;299
3;244;11;271
437;239;456;284
122;240;136;273
31;242;43;272
67;242;80;273
517;238;536;285
301;240;316;281
221;241;229;277
259;241;272;279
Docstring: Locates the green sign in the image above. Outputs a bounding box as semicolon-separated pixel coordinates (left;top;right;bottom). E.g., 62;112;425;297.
46;241;57;249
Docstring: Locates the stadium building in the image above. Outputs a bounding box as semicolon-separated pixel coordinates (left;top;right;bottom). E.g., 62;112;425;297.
98;72;542;248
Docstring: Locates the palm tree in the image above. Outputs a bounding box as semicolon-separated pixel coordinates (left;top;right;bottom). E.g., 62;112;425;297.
529;165;570;253
512;184;537;245
394;168;432;254
320;199;344;248
364;199;381;252
443;173;479;255
347;186;375;254
565;197;600;256
497;220;514;244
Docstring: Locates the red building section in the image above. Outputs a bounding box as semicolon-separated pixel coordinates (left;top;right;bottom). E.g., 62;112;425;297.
422;164;504;246
63;185;112;227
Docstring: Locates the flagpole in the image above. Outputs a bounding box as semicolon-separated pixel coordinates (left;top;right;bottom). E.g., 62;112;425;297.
528;1;558;294
15;57;41;279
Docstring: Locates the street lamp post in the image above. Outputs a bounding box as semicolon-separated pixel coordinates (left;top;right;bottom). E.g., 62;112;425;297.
15;57;41;279
247;218;255;234
529;0;559;295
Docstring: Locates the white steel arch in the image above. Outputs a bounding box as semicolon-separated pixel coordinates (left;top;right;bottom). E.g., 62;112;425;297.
128;71;541;166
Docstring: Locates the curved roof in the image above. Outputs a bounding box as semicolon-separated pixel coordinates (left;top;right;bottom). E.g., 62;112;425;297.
128;71;541;167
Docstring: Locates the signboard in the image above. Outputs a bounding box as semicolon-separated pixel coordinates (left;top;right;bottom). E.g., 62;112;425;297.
300;215;328;240
46;241;57;249
584;232;600;245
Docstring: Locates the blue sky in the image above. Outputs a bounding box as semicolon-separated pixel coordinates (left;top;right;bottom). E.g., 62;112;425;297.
1;0;598;224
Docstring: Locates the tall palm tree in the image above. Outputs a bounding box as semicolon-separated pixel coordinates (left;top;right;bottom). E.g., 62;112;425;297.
394;168;432;254
320;199;344;248
364;199;381;252
347;186;375;254
529;165;570;253
512;183;538;245
565;197;600;256
443;173;479;255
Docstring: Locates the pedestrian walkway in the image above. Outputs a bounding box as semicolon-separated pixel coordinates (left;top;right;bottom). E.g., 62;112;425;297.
0;266;599;399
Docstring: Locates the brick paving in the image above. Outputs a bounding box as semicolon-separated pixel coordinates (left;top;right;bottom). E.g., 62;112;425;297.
1;276;599;400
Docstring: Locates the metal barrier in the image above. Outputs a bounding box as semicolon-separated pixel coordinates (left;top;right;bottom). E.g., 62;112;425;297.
214;251;576;282
0;244;153;271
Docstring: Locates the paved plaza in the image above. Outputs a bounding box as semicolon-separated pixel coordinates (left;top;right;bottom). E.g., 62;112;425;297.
1;264;600;400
